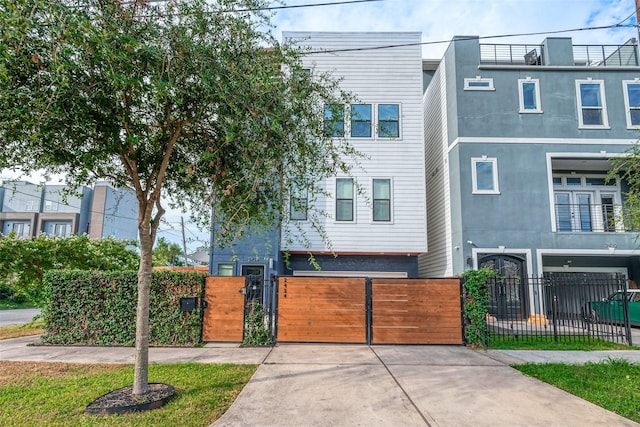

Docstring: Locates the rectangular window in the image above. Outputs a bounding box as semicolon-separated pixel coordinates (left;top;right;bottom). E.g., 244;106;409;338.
576;80;608;128
464;77;495;91
12;223;25;237
377;104;400;138
336;178;354;221
290;183;308;221
372;179;391;222
623;80;640;128
324;104;344;137
351;104;372;138
217;264;234;276
53;223;68;237
44;200;58;211
471;157;499;194
518;78;542;113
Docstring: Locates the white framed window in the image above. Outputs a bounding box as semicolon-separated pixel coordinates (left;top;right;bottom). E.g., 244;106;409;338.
518;78;542;113
324;104;344;137
623;80;640;128
372;178;392;222
464;77;495;91
335;178;354;222
44;200;58;211
471;157;499;194
350;104;372;138
575;79;609;128
377;104;400;138
289;183;308;221
53;223;69;237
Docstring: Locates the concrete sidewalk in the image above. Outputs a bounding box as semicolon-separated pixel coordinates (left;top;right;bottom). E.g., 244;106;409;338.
1;336;639;426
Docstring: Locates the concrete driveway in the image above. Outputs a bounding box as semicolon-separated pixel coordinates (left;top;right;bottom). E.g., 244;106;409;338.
213;344;639;427
0;309;40;327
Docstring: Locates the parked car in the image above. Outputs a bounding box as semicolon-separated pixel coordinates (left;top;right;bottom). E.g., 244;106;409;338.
587;289;640;326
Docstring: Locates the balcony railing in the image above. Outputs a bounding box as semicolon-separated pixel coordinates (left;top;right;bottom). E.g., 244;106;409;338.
480;42;639;67
480;44;544;65
554;203;631;233
573;43;639;66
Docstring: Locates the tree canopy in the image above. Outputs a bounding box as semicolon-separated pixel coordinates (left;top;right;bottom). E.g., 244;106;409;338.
0;0;358;395
152;236;183;266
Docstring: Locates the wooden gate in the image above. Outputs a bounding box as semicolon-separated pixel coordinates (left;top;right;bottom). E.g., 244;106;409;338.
277;277;367;343
202;276;245;342
371;278;462;344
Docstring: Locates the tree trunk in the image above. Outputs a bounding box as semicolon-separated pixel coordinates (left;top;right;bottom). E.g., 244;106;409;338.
133;229;154;396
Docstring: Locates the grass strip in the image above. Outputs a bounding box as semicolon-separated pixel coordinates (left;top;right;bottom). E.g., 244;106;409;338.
515;358;640;423
0;361;256;427
0;322;45;340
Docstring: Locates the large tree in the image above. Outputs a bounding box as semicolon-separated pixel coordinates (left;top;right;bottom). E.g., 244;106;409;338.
0;0;357;396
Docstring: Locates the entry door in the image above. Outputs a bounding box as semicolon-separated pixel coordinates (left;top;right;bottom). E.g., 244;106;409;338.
480;254;527;320
555;192;593;232
241;265;264;303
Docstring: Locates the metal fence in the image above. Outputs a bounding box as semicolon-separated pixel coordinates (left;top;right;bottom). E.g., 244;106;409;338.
485;275;633;346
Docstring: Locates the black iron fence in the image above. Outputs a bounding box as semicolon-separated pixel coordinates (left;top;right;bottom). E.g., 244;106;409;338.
486;275;633;345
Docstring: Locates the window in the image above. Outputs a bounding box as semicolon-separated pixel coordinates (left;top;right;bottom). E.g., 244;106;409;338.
44;200;58;211
335;178;354;221
324;104;344;137
464;77;494;91
351;104;372;138
372;179;391;222
471;158;499;194
290;183;308;221
623;80;640;128
576;80;608;128
11;223;25;237
53;223;68;237
377;104;400;138
518;78;542;113
553;174;622;232
217;264;234;276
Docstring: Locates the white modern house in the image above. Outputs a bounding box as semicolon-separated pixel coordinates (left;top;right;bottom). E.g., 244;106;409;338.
281;32;427;278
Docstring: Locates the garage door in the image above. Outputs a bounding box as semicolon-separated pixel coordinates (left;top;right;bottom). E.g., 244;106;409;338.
277;277;366;343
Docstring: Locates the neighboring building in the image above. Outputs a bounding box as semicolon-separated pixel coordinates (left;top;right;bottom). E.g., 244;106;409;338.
0;180;138;241
280;32;428;278
420;36;640;289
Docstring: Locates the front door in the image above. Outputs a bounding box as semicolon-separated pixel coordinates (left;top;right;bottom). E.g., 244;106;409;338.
480;254;527;320
241;265;264;303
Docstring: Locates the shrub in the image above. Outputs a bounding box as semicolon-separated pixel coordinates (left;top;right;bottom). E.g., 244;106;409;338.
41;270;205;346
462;268;495;348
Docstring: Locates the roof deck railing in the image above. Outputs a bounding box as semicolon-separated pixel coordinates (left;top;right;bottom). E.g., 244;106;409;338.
480;41;639;66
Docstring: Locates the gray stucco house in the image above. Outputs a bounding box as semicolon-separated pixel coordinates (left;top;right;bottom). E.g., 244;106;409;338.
0;180;138;241
420;35;640;316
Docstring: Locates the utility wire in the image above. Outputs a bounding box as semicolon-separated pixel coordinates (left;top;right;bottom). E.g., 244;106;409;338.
305;23;638;55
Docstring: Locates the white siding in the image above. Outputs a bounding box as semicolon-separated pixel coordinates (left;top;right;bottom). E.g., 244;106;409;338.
282;32;427;254
418;63;453;277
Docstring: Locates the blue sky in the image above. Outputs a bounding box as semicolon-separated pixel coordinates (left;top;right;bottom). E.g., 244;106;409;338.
272;0;637;58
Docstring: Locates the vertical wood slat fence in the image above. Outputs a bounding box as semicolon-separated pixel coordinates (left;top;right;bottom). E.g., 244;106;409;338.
202;276;246;342
202;276;462;344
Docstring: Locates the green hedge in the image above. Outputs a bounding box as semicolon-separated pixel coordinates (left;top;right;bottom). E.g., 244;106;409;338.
41;270;205;346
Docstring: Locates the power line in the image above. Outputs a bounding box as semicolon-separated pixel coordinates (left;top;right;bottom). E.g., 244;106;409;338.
304;23;638;55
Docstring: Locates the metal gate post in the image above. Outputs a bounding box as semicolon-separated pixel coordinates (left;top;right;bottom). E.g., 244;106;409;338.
366;278;372;345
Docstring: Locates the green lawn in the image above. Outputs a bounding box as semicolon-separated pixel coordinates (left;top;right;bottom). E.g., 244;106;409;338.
488;334;635;350
515;358;640;423
0;361;256;427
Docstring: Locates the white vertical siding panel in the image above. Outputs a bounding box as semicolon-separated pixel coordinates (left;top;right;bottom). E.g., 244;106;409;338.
418;63;453;277
282;32;426;254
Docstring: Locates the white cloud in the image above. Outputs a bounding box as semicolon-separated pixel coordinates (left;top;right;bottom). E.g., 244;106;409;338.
272;0;638;58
